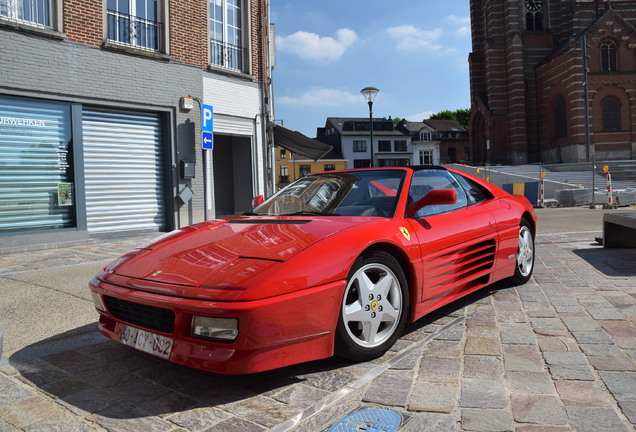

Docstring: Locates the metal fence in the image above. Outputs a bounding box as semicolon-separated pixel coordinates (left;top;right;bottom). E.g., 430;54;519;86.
210;39;247;72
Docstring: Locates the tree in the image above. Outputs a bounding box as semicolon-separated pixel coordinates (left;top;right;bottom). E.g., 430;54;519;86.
429;109;471;130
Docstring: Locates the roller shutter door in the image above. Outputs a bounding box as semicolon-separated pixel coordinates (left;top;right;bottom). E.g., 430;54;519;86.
82;109;165;233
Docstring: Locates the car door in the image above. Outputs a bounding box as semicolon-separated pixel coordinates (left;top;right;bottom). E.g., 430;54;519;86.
407;169;498;316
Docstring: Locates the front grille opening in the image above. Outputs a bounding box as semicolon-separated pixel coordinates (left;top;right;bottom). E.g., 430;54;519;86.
103;295;175;333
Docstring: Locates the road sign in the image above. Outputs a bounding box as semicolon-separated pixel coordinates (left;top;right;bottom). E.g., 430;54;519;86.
202;131;213;150
202;104;213;132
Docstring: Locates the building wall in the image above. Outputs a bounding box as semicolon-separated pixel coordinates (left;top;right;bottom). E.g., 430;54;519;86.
536;8;636;163
0;25;203;243
469;0;636;165
411;143;440;166
0;0;273;249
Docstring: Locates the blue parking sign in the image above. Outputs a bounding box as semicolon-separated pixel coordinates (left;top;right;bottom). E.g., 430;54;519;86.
202;131;213;150
202;104;213;132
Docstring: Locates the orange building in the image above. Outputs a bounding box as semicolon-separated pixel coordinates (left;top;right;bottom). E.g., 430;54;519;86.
273;126;347;188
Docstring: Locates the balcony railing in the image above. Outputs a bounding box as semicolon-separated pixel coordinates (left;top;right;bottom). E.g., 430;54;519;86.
210;39;247;72
107;9;161;52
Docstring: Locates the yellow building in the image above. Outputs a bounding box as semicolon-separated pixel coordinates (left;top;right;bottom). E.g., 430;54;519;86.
273;126;346;188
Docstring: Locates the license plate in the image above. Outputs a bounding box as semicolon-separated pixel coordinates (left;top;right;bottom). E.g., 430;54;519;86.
119;325;173;360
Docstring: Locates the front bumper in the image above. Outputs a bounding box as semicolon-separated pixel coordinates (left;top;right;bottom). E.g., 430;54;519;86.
89;277;346;374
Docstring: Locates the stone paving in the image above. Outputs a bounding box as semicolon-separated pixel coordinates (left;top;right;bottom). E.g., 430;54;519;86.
0;234;159;275
0;232;635;431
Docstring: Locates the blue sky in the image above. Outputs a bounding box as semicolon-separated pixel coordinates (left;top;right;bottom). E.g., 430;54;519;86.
270;0;472;138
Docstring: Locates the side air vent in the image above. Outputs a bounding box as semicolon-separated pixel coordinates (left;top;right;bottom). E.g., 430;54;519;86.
427;239;496;293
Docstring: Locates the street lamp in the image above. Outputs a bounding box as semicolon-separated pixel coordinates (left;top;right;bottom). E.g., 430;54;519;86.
360;86;379;167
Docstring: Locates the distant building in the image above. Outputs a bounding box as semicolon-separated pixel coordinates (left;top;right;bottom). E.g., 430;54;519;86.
425;120;471;164
469;0;636;164
397;119;470;165
317;117;412;168
273;126;346;188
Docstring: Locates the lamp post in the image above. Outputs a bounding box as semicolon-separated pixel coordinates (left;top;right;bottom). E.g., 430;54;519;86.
360;86;379;167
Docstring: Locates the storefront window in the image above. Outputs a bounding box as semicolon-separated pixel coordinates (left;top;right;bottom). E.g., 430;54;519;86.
0;97;75;233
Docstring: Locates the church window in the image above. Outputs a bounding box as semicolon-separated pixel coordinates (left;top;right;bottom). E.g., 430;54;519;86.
600;41;617;72
553;96;567;139
602;97;621;132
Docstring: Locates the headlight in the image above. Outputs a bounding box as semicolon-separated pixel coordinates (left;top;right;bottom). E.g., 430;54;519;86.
192;316;238;342
90;291;106;312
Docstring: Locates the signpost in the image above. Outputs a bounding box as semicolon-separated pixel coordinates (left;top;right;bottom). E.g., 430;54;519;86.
201;104;213;150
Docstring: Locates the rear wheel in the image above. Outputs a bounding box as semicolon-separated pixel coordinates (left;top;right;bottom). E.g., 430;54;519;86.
509;219;534;285
335;251;408;361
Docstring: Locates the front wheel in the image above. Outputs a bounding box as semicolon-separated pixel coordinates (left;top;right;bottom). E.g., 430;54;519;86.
335;251;409;362
508;219;535;285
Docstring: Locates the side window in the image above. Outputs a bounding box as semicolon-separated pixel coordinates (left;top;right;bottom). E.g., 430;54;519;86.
451;172;493;204
409;169;469;217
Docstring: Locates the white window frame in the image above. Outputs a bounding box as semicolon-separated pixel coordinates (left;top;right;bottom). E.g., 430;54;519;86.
0;0;61;30
420;149;433;165
106;0;165;52
209;0;247;72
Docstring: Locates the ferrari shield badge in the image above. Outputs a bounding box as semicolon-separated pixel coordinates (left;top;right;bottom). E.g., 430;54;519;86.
399;227;410;241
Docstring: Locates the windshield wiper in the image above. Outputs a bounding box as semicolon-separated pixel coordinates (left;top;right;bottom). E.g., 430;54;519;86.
242;211;259;216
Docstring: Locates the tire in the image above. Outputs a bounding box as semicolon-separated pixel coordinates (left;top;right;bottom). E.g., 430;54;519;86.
508;219;535;285
335;250;409;361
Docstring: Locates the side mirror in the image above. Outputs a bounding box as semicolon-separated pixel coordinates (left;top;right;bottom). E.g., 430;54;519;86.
252;195;264;207
407;189;457;217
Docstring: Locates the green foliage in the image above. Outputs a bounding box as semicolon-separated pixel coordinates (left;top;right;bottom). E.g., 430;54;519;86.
429;108;471;130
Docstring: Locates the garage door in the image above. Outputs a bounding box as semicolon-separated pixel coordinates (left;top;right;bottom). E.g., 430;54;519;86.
82;109;165;233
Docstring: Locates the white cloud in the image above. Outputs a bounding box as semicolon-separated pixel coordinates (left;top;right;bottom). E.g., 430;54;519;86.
447;15;471;37
386;25;443;51
406;111;436;122
276;28;358;61
278;88;361;107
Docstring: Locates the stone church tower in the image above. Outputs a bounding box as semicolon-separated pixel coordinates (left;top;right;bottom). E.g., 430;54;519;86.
469;0;636;165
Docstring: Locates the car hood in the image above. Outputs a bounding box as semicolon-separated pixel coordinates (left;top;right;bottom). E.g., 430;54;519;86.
108;217;356;287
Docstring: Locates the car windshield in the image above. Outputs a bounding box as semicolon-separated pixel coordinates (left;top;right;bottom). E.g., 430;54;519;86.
250;170;406;217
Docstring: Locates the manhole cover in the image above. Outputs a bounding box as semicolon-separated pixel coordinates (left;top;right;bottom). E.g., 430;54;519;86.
328;408;402;432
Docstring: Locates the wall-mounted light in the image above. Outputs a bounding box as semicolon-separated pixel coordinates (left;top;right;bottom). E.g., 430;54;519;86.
180;96;194;110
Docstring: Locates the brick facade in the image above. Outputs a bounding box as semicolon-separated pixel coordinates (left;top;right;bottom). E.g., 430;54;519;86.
470;0;636;164
59;0;267;78
63;0;103;45
168;0;209;68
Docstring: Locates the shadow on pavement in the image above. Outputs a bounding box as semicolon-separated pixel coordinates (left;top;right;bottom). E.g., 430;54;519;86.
7;325;360;422
5;284;498;427
572;246;636;277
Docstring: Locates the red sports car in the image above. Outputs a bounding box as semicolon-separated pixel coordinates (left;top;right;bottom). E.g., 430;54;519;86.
89;166;536;374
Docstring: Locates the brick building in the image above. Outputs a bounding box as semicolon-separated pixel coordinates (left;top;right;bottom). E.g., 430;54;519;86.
469;0;636;165
0;0;274;250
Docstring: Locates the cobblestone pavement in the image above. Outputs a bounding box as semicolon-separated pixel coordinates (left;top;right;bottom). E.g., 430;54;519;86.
1;231;635;431
0;234;160;275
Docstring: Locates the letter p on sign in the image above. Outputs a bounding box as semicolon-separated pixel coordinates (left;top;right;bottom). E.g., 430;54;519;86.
202;104;213;132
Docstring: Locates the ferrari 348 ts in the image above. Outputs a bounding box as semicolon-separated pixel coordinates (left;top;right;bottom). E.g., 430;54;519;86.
89;166;536;374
